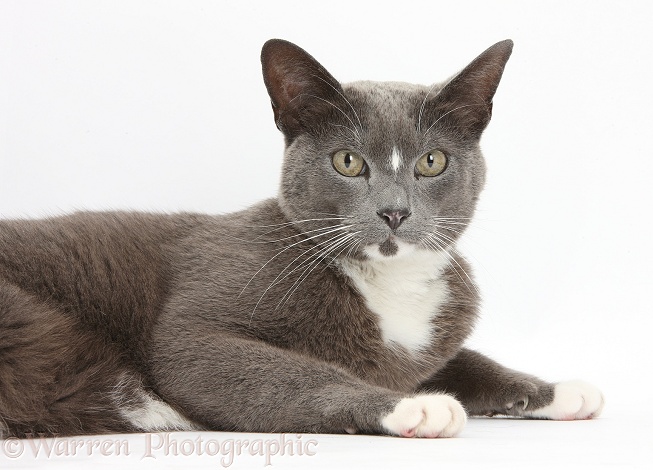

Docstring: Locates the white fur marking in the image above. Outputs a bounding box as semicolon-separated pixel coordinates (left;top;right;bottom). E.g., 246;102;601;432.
382;394;466;438
390;147;402;174
339;245;450;353
526;380;604;420
122;392;198;431
112;374;198;431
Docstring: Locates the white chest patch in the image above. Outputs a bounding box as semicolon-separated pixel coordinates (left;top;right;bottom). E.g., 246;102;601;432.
339;246;450;353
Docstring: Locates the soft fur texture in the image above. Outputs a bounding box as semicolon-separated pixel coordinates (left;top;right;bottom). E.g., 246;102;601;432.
0;39;603;438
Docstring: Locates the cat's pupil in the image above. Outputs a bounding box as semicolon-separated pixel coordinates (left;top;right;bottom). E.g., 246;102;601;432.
344;153;352;168
427;154;434;167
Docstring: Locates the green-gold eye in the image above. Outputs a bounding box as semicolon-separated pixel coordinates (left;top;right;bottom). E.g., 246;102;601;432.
332;150;365;177
415;150;447;177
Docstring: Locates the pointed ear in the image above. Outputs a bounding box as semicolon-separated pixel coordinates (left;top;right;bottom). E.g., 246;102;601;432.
261;39;344;140
428;40;513;138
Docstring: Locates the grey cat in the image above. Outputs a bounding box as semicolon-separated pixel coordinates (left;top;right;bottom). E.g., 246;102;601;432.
0;39;603;438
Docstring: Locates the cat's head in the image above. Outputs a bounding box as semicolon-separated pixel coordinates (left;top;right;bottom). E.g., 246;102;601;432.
261;39;512;260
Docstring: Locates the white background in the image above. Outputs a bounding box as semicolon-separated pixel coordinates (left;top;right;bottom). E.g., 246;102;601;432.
1;1;652;469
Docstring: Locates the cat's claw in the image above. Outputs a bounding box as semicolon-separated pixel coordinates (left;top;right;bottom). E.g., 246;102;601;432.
381;394;466;438
525;380;604;420
517;396;529;409
506;395;529;411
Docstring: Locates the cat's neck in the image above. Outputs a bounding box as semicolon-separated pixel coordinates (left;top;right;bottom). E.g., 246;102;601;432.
337;247;451;354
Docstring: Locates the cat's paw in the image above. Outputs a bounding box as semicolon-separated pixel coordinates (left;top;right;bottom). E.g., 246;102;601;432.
381;394;466;438
500;379;541;414
525;380;604;420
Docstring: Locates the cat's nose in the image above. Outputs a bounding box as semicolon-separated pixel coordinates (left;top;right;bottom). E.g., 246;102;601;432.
377;209;411;230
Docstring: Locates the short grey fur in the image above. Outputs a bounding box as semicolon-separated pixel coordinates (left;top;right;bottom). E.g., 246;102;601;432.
0;39;603;438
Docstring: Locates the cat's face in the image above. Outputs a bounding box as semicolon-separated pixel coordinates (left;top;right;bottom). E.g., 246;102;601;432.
261;40;512;259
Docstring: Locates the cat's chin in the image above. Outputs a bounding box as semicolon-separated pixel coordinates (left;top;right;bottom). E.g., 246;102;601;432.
363;237;418;261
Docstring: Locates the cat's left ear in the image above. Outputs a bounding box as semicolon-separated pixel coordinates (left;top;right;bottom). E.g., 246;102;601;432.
261;39;344;141
427;40;514;139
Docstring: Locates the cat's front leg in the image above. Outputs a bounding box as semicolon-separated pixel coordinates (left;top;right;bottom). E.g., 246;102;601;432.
419;348;604;420
149;330;466;437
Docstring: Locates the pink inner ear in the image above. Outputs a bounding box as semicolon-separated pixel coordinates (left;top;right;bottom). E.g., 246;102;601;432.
279;77;306;108
420;40;513;138
448;40;513;105
262;40;320;110
265;63;291;109
261;39;345;138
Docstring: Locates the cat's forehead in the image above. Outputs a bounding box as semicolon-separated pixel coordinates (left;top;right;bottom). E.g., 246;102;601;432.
343;81;442;117
341;81;442;155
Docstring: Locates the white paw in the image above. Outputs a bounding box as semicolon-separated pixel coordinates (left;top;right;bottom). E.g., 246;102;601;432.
381;394;466;438
526;380;604;420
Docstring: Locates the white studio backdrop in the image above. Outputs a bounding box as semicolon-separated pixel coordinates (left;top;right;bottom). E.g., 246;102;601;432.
1;0;652;413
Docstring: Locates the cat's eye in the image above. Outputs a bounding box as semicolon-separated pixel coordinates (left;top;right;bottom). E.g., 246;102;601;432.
415;150;447;177
332;150;366;177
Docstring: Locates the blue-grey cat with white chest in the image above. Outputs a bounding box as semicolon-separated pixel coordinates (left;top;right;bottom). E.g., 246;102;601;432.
0;39;603;438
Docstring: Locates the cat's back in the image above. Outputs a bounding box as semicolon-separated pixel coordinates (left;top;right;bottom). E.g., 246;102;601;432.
0;210;199;285
0;210;206;343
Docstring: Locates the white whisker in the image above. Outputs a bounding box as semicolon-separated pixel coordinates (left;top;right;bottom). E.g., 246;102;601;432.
266;231;353;291
423;103;482;135
345;238;363;258
239;224;353;299
417;83;440;133
430;223;467;238
310;74;364;134
330;123;361;140
421;236;471;294
303;93;362;141
276;232;360;310
248;231;355;323
426;232;479;297
251;223;349;245
240;216;347;229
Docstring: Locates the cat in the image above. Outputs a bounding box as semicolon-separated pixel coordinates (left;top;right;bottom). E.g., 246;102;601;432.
0;39;603;439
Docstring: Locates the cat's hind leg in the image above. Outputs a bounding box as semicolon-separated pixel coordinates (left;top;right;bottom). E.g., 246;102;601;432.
0;281;136;437
419;348;604;420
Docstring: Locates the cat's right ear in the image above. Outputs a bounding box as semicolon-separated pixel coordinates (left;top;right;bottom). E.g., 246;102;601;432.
261;39;343;141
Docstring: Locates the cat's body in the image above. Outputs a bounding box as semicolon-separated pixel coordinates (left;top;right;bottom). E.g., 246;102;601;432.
0;40;603;438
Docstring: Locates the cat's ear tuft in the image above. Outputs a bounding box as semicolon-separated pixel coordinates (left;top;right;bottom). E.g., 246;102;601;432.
261;39;344;140
429;39;514;138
